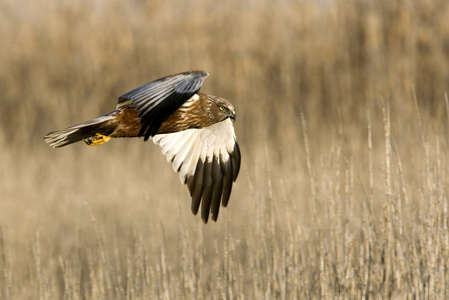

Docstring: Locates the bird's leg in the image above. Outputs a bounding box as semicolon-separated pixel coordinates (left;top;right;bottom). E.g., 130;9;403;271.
84;133;112;146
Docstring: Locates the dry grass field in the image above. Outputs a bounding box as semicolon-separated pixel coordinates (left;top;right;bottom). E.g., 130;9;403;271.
1;0;449;298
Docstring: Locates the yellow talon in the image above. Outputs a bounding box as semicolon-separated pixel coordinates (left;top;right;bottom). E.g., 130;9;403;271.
84;133;111;146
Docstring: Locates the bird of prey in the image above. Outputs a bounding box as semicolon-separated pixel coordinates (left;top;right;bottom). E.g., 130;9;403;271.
44;71;240;223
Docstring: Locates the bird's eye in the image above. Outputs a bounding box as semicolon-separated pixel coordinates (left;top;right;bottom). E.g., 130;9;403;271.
219;105;225;111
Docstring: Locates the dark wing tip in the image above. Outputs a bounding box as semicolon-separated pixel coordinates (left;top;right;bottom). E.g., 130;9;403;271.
186;143;240;223
200;158;215;223
220;142;240;208
189;160;205;216
232;142;241;181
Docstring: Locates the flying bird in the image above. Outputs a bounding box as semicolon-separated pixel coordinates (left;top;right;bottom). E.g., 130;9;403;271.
44;71;240;223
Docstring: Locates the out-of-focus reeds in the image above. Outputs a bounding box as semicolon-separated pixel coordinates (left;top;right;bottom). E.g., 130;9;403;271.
1;0;449;298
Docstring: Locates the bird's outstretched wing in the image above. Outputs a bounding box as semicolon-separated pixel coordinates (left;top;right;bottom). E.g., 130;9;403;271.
117;70;209;140
152;119;241;223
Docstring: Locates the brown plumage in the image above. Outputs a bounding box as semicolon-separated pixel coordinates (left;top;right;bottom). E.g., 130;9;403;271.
44;71;240;223
108;93;234;137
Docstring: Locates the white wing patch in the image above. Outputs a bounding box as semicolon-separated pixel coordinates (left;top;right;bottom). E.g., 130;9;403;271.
152;118;240;223
152;118;236;183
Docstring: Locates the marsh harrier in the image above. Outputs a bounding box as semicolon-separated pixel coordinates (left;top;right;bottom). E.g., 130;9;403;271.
44;71;240;223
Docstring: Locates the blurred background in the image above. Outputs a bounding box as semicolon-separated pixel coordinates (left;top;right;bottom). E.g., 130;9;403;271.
1;0;449;298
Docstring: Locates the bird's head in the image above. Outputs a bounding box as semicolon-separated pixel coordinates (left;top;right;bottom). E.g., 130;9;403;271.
207;95;236;122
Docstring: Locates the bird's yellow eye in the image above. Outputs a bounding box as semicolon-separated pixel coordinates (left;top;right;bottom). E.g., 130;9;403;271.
219;105;225;111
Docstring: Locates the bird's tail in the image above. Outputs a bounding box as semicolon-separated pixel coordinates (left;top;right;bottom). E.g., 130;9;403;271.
44;114;117;148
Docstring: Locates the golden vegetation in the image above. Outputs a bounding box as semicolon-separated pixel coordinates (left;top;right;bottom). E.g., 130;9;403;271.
1;0;449;298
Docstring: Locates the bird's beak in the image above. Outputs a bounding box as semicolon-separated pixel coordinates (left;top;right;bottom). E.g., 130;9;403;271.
229;110;236;121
